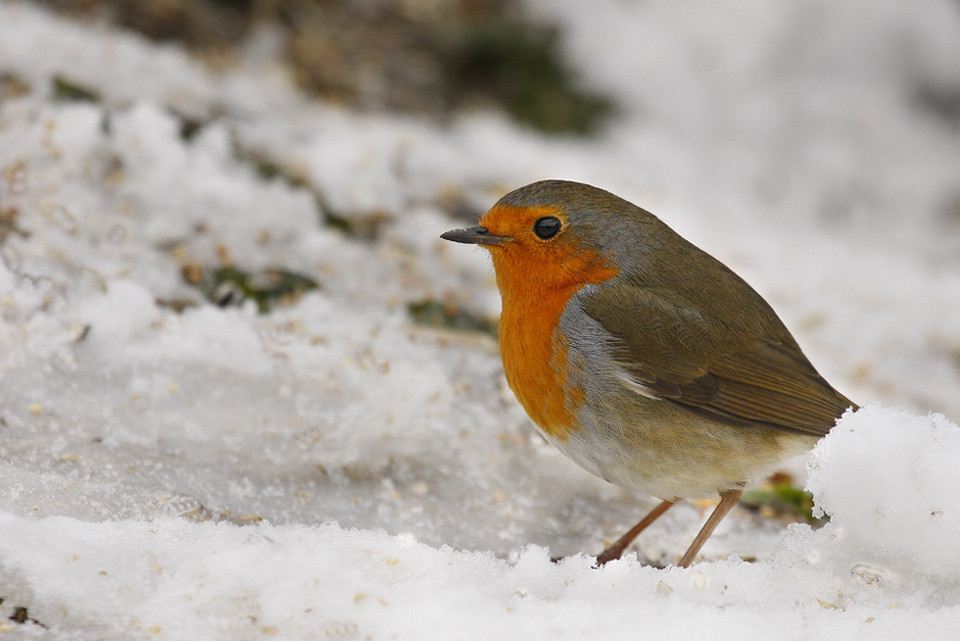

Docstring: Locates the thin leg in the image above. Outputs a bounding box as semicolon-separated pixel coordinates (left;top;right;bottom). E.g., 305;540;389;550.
596;499;676;566
677;488;743;568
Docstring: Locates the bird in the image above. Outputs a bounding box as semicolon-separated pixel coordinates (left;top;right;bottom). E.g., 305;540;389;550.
441;179;856;567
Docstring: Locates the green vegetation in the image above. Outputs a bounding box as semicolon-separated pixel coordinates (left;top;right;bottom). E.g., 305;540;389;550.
184;264;319;313
407;299;497;337
742;476;823;525
52;75;99;102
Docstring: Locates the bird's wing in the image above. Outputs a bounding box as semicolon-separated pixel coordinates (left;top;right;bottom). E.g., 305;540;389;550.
581;285;855;437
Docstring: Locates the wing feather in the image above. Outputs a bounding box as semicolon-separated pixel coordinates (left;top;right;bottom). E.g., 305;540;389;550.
583;283;855;437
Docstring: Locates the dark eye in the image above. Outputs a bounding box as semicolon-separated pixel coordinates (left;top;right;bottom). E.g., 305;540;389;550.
533;216;561;240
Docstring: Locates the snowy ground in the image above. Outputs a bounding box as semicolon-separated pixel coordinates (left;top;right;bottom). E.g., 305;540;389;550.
1;1;960;639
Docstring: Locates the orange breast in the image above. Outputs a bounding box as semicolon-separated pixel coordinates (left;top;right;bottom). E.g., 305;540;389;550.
485;209;618;440
497;277;581;439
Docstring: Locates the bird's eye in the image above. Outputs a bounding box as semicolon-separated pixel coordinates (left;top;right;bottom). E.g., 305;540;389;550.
533;216;561;240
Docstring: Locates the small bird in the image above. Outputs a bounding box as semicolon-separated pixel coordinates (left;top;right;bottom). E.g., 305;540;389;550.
441;180;856;567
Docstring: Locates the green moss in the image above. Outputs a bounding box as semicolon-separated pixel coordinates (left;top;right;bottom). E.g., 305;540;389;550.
742;478;823;525
189;265;319;313
407;299;497;337
178;116;205;141
52;75;100;103
448;21;614;135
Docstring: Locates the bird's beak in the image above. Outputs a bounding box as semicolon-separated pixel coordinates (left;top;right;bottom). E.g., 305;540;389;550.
440;226;510;247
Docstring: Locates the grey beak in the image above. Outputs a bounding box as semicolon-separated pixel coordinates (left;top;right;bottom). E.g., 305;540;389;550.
440;226;510;246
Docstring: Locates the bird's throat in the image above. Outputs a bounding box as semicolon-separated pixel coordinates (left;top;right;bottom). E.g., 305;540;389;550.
497;285;581;440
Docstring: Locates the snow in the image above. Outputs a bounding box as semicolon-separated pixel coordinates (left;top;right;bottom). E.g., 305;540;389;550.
1;0;959;638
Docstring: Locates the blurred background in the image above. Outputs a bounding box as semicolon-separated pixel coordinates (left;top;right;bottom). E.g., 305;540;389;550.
28;0;616;134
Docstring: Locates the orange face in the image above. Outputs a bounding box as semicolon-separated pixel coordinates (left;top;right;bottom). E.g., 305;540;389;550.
478;204;618;299
475;204;619;439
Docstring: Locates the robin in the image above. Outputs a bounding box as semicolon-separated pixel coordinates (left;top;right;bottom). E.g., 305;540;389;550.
441;179;856;567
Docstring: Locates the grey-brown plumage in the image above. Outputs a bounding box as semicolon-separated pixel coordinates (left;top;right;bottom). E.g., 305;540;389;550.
506;179;855;436
582;256;855;438
442;179;857;566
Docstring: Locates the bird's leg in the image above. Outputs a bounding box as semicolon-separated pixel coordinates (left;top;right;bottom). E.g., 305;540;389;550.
595;499;676;566
677;488;743;568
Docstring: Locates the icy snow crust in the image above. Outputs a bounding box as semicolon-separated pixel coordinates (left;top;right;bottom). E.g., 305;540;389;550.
1;1;960;639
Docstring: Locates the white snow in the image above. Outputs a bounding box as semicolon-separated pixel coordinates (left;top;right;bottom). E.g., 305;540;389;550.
1;0;959;638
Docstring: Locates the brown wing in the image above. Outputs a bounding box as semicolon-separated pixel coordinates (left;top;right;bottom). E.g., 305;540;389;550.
583;284;856;437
